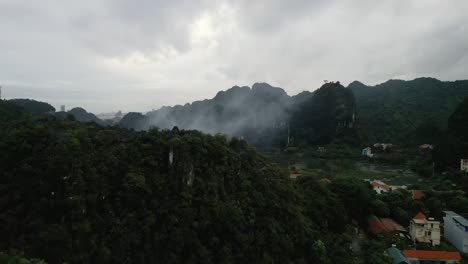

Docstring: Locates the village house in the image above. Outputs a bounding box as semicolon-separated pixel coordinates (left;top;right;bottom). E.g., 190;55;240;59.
461;159;468;172
374;143;393;151
443;211;468;253
369;180;390;194
362;147;373;157
411;190;424;201
289;173;302;179
419;144;433;150
402;250;461;264
317;146;326;152
409;212;440;246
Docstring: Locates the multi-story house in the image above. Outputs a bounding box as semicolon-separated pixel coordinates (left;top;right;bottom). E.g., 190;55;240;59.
461;159;468;172
409;212;440;246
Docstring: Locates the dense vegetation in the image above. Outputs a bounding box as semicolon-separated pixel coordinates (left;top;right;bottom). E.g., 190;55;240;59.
350;77;468;144
2;77;468;263
56;107;107;126
290;82;360;145
128;83;292;147
8;99;55;115
8;77;468;148
3;99;440;264
434;97;468;171
0;100;362;263
119;82;359;148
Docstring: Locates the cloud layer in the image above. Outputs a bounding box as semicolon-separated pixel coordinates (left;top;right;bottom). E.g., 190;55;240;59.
1;0;467;112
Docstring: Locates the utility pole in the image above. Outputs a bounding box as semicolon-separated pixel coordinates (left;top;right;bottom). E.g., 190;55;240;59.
0;85;2;100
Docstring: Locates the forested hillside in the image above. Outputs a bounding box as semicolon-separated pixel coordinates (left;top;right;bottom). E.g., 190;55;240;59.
8;99;55;115
3;88;468;263
0;100;363;263
434;97;468;171
131;83;291;147
56;107;106;126
349;78;468;144
290;82;361;145
120;82;359;148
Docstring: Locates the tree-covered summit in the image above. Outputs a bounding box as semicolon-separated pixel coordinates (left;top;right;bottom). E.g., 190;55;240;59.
0;101;327;263
350;78;468;144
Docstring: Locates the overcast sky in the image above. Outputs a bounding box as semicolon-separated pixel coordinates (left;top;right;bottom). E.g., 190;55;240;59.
1;0;468;113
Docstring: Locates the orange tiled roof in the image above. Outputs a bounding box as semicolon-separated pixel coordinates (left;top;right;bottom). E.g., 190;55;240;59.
403;250;461;261
412;190;424;200
419;144;433;149
368;216;387;234
414;212;426;220
381;218;407;232
370;181;390;191
368;216;406;234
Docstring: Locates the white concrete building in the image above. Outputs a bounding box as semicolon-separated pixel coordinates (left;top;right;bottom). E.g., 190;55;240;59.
369;180;390;194
362;147;374;157
409;212;440;246
443;211;468;253
461;159;468;172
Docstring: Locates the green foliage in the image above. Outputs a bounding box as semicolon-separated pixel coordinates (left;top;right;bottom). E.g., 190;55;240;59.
55;107;105;125
119;82;365;148
329;178;375;221
4;94;466;263
119;112;149;130
0;102;327;263
122;83;291;148
360;240;392;264
350;78;468;144
0;253;46;264
8;99;55;115
290;82;361;145
434;97;468;171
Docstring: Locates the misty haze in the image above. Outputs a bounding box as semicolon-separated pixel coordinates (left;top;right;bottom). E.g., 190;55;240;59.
1;1;468;264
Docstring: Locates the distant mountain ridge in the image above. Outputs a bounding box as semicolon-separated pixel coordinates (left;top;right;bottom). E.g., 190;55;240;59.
56;107;106;125
7;76;468;147
349;77;468;144
120;81;358;147
126;82;294;147
8;98;55;115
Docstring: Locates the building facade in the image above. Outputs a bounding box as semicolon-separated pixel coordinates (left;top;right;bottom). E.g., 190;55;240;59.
409;212;440;246
362;147;373;157
443;211;468;253
369;180;390;194
461;159;468;172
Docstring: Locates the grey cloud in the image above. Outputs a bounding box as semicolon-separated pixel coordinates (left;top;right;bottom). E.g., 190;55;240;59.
0;0;467;113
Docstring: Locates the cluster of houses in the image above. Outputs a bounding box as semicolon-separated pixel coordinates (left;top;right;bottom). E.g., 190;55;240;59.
375;211;468;264
362;143;468;173
367;180;407;194
376;211;468;264
362;143;434;158
365;179;468;263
